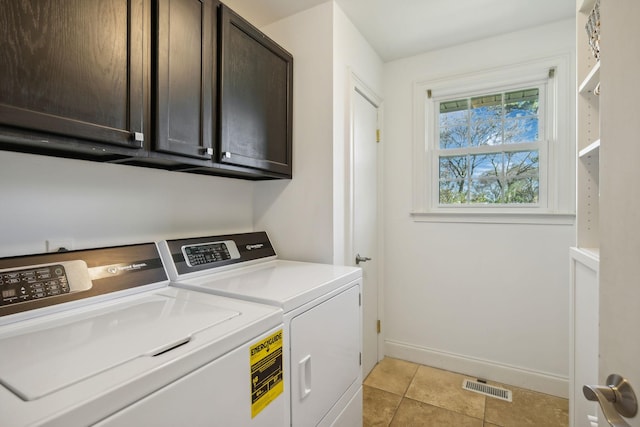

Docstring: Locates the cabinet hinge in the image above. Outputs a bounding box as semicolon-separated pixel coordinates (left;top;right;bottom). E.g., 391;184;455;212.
376;129;381;143
377;319;381;334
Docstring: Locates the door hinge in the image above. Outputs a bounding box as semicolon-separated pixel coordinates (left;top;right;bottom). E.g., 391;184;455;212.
377;319;381;334
359;352;362;366
376;129;381;143
427;89;432;98
359;293;362;306
548;68;555;79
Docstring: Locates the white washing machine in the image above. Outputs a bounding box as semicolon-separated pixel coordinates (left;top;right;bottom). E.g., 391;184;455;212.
0;242;285;427
158;232;363;427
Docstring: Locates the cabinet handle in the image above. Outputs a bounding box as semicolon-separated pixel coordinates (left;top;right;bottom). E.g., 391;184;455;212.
133;132;144;142
223;152;232;159
132;132;144;147
198;147;214;156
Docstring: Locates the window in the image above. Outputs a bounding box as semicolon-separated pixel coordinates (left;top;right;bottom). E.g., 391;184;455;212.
438;88;541;205
411;55;575;224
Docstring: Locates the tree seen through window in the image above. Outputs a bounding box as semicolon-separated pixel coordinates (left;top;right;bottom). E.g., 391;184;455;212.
437;88;540;204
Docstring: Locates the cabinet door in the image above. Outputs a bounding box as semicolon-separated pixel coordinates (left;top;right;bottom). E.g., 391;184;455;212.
219;5;293;177
154;0;216;159
0;0;145;149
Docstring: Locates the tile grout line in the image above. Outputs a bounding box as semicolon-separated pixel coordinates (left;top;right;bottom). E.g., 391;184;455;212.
388;364;419;426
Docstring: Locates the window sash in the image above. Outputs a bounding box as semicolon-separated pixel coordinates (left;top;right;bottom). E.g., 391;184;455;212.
428;82;549;209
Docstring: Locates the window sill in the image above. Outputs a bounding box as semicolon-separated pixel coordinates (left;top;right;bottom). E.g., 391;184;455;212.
410;210;576;225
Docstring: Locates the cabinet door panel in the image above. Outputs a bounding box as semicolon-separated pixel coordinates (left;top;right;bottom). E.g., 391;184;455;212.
220;6;293;177
0;0;144;149
154;0;215;159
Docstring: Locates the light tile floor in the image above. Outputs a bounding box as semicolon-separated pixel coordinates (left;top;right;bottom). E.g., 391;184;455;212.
363;358;568;427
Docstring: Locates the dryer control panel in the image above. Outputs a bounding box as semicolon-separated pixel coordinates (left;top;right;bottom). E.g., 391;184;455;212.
160;231;277;278
1;264;70;305
0;261;90;307
182;240;240;267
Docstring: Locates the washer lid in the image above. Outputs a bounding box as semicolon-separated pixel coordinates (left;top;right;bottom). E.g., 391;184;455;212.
175;260;362;312
0;292;239;401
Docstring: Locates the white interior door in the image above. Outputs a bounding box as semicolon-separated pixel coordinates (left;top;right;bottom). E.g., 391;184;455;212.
352;83;381;377
596;1;640;426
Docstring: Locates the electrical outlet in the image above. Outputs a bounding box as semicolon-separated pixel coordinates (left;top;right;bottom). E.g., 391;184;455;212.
46;239;74;253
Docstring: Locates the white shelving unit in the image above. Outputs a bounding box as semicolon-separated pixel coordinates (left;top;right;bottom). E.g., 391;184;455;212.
576;0;600;252
570;1;600;426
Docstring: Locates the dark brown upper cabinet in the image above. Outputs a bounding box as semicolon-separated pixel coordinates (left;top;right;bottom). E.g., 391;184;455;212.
219;5;293;178
0;1;294;180
0;0;146;155
153;0;217;161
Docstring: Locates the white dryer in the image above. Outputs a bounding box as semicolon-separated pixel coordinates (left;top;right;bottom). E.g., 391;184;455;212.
158;232;363;427
0;242;284;427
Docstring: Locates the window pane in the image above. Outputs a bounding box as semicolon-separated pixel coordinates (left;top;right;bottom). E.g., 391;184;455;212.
470;153;501;179
504;117;539;143
439;155;467;180
439;99;468;127
469;153;503;203
505;150;538;178
439;99;469;149
504;88;538;117
439;180;468;204
470;119;501;146
505;177;539;203
470;178;503;203
504;88;539;143
471;94;502;146
439;125;468;149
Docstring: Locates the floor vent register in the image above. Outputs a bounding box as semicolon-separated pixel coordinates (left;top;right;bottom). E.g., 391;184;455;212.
462;379;513;402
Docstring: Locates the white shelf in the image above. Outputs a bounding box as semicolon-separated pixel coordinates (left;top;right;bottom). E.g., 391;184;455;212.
571;247;600;267
578;0;596;13
579;61;600;94
579;139;600;158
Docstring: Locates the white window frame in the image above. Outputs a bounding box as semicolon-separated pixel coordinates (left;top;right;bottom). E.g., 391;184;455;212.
411;55;575;224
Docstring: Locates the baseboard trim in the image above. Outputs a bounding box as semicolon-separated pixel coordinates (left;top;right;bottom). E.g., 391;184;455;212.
385;339;568;398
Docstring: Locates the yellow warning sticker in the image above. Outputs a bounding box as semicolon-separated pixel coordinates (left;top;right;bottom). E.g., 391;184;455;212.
250;329;284;418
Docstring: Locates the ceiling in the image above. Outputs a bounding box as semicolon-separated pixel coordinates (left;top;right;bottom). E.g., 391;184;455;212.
226;0;576;61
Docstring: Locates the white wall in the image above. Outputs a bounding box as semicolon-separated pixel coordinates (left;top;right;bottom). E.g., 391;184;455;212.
252;1;383;265
252;3;335;264
0;152;254;257
332;4;384;265
382;19;576;397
